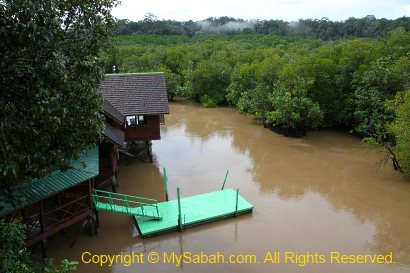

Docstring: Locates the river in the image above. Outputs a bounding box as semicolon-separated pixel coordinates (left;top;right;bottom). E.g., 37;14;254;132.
49;99;410;273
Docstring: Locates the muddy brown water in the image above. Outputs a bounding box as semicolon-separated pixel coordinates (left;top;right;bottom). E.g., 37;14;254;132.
49;99;410;273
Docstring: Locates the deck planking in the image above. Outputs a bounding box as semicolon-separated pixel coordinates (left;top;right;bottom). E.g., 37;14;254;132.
134;188;253;237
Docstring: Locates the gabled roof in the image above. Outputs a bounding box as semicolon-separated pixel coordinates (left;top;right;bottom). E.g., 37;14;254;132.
103;100;124;125
0;146;99;216
102;122;125;148
100;73;169;116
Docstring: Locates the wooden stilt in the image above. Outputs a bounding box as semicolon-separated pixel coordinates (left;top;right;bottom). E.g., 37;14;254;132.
41;239;48;261
70;219;88;248
93;208;99;228
116;149;120;175
87;215;97;236
111;176;118;193
115;165;119;188
146;140;153;163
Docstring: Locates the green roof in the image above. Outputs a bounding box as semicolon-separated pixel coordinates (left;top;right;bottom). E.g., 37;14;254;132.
0;146;99;216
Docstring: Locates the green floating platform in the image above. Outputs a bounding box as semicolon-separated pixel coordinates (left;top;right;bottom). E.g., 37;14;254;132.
134;188;253;237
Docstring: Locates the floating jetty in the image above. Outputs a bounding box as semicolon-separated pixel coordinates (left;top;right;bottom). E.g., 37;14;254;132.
134;188;253;237
92;169;253;238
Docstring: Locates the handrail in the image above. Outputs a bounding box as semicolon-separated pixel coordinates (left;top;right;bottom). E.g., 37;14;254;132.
92;189;161;219
92;194;158;208
93;189;158;203
45;195;88;216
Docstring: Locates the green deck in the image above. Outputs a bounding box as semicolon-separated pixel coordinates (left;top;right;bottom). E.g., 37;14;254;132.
134;188;253;237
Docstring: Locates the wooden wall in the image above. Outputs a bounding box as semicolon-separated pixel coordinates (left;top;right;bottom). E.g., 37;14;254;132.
124;115;161;142
98;142;117;179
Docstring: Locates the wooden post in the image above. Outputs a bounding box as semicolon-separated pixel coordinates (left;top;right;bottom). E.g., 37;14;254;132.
88;179;93;209
114;158;119;189
177;188;182;231
70;219;88;248
87;215;94;237
221;170;229;190
111;176;118;193
41;239;48;261
146;140;153;163
163;168;169;201
235;189;239;217
93;208;99;227
116;146;120;175
39;201;45;234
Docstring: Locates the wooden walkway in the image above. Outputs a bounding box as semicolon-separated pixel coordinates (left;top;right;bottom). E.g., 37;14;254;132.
134;188;253;237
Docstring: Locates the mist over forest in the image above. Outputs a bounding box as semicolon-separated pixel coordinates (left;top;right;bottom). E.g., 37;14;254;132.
117;14;410;39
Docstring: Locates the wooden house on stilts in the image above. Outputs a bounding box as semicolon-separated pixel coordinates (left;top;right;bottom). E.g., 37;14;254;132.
0;72;169;257
0;147;99;258
100;73;169;163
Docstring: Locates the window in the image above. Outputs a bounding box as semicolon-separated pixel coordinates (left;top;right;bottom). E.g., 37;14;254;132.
126;115;147;127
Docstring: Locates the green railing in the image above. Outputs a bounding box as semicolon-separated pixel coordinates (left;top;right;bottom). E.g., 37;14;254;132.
92;189;161;220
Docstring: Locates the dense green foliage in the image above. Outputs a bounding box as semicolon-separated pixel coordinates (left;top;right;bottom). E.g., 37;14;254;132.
0;222;78;273
267;80;324;134
117;15;410;40
192;61;231;107
111;26;409;173
0;0;117;203
0;222;31;273
388;90;410;174
1;0;117;271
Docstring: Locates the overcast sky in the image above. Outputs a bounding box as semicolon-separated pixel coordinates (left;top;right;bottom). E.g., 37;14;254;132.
112;0;410;22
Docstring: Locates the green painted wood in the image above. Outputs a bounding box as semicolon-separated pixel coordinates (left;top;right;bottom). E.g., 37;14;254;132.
93;189;161;220
134;188;253;237
235;189;239;216
177;187;182;230
163;167;169;201
221;170;229;190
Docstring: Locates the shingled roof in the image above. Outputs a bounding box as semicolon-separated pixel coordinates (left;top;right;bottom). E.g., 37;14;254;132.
103;100;124;125
100;73;169;116
102;122;125;148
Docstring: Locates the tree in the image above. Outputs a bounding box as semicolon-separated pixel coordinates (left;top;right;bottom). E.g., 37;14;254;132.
388;90;410;174
192;60;231;107
352;57;408;137
226;62;259;108
178;60;195;98
1;0;117;270
266;80;323;135
0;0;118;204
157;66;181;101
0;222;78;273
353;56;409;173
0;222;32;273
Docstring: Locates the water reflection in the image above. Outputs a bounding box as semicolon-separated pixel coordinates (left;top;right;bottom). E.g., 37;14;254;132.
157;100;410;267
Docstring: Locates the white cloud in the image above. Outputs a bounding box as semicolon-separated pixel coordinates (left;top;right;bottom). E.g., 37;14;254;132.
112;0;410;21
